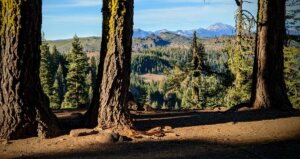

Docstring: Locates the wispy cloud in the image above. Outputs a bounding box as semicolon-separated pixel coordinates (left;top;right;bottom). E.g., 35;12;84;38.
134;5;236;30
135;0;234;5
44;0;101;8
43;15;101;23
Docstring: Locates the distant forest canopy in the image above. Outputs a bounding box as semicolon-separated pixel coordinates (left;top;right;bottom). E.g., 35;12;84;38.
41;31;300;110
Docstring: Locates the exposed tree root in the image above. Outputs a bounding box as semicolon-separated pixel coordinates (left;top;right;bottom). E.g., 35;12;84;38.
226;103;252;112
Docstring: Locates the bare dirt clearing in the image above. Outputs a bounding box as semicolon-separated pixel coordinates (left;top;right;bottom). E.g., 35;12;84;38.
1;110;300;159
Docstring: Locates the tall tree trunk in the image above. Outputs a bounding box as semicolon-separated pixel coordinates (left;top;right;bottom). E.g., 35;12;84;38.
84;0;134;129
250;0;292;109
0;0;60;140
236;0;243;45
191;32;200;105
0;1;2;93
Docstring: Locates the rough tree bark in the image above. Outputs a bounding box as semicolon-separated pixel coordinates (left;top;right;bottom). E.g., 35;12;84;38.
84;0;134;129
250;0;292;109
0;0;60;139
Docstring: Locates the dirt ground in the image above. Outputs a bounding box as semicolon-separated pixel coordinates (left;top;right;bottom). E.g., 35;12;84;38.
1;109;300;159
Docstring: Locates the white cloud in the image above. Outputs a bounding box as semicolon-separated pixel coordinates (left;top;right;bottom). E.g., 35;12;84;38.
70;0;102;7
135;0;234;5
43;15;101;23
134;5;236;30
44;0;102;8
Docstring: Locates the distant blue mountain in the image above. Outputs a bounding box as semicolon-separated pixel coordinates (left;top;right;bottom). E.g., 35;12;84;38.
133;23;235;38
133;29;152;38
287;30;300;35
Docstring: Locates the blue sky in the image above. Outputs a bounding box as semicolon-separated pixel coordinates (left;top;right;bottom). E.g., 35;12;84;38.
43;0;257;40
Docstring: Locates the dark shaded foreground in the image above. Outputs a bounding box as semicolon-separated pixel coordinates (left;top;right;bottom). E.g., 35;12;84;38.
57;109;300;131
21;138;300;159
133;110;300;130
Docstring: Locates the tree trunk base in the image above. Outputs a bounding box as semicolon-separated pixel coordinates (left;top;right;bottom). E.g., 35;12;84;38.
0;105;61;140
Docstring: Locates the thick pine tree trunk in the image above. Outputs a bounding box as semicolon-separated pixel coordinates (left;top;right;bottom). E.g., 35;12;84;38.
85;0;133;129
250;0;292;109
0;0;60;139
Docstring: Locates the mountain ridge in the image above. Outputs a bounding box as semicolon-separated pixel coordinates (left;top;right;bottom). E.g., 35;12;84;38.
133;23;235;38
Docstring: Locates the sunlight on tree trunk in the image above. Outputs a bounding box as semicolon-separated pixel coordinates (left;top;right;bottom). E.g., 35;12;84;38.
0;0;60;139
250;0;292;109
84;0;134;130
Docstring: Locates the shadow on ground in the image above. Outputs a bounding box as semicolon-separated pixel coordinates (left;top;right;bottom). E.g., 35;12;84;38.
22;138;300;159
56;109;300;132
133;110;300;130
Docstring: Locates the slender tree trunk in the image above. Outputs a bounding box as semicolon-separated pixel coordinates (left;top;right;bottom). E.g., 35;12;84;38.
0;0;60;140
236;0;243;45
0;1;2;93
191;32;200;105
192;86;200;104
250;0;292;109
85;0;134;129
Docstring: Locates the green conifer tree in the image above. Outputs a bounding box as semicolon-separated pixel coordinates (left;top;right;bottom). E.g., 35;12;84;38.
284;46;300;109
90;56;97;89
225;0;255;107
56;64;66;101
62;35;89;109
50;45;61;76
40;43;53;98
50;79;62;109
190;32;206;108
86;71;94;103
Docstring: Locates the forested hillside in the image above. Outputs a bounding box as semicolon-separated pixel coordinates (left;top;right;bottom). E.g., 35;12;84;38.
42;33;300;110
46;32;227;53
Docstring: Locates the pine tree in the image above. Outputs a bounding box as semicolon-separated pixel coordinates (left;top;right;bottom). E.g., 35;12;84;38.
190;32;206;108
50;45;61;76
50;79;62;109
90;56;97;89
62;35;89;109
284;46;300;109
225;0;255;107
49;64;65;109
40;43;54;98
86;71;94;103
56;64;66;102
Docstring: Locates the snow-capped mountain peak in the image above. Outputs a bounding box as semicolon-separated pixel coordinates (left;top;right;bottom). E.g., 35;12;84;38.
133;23;235;38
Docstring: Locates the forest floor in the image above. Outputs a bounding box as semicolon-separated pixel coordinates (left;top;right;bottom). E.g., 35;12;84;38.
1;109;300;159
